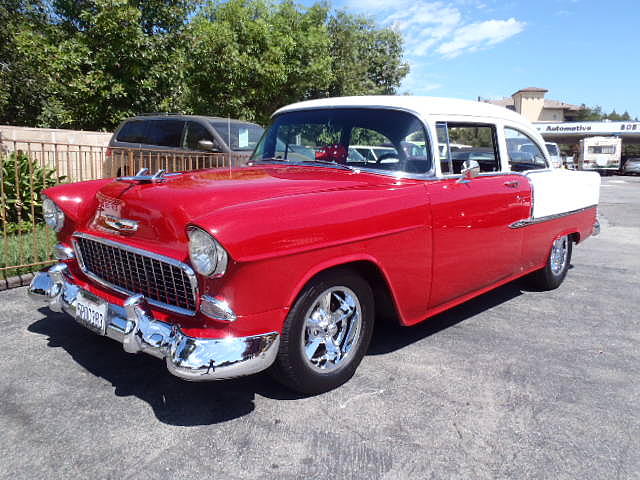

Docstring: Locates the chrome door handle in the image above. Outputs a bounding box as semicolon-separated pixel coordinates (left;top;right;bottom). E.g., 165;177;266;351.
504;180;519;188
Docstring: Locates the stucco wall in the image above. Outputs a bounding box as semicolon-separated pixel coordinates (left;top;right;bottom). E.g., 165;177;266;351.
515;92;545;122
0;125;112;150
539;108;565;122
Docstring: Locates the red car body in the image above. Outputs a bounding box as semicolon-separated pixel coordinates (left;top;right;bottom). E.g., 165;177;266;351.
44;165;597;339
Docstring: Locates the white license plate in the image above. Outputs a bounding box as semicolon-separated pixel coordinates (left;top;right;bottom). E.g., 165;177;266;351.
75;290;108;334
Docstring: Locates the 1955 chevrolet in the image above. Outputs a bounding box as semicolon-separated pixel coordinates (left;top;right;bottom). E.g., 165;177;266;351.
29;96;601;394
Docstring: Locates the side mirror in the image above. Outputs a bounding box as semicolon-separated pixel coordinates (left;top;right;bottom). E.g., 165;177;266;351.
457;159;480;183
197;139;216;151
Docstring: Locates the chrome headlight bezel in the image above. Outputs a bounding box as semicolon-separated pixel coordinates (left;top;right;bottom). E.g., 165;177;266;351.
42;194;65;232
187;226;228;277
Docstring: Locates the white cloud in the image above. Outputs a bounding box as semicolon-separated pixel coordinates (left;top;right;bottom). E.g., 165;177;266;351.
388;2;462;56
436;18;525;58
343;0;525;60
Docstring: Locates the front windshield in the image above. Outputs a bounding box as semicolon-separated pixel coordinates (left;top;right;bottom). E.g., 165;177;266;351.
210;121;264;151
250;108;432;174
546;143;559;156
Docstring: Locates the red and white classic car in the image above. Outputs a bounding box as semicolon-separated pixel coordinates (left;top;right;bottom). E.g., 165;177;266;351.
29;96;601;394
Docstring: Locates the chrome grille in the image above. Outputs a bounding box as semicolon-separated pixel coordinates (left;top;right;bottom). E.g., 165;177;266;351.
74;234;197;314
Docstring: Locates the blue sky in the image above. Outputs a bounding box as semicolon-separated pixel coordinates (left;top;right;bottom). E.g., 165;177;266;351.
301;0;640;118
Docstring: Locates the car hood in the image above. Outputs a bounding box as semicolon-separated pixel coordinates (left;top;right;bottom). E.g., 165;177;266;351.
83;165;401;251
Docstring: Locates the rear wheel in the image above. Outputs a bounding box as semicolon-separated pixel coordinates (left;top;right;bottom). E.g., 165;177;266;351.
271;269;374;394
528;235;572;290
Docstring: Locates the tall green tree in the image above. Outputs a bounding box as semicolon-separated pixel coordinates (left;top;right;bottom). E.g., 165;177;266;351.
44;0;199;129
0;0;53;125
183;0;334;124
327;11;408;97
576;105;635;122
1;0;410;130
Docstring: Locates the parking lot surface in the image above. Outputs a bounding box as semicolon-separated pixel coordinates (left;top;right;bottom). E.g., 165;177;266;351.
1;176;639;479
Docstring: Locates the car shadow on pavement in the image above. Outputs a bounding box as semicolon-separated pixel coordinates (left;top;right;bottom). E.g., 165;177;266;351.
28;309;305;427
27;280;528;425
368;282;525;355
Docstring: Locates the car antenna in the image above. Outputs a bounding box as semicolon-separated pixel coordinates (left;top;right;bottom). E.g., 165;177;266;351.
228;116;232;174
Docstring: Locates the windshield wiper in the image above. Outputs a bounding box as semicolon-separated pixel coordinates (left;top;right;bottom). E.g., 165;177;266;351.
297;159;354;171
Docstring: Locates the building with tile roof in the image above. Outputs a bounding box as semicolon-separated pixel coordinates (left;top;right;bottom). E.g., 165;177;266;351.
482;87;583;123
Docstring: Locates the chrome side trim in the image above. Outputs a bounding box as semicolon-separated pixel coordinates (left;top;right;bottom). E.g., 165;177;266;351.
28;266;280;381
72;232;199;317
509;205;597;229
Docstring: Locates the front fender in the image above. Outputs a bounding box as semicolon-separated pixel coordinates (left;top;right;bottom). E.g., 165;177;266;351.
192;183;428;263
43;179;112;241
197;185;432;332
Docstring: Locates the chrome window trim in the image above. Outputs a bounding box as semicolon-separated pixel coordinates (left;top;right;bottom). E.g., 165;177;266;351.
508;205;597;229
72;232;199;317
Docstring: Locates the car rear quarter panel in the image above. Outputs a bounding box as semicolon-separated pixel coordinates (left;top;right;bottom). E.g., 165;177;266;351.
520;207;597;271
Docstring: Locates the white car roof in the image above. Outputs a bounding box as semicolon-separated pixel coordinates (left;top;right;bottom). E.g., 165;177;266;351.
274;95;528;125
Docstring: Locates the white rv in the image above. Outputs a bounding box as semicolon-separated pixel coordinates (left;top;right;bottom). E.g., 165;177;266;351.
578;136;622;173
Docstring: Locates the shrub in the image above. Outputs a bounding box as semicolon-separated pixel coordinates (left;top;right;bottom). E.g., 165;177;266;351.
1;151;64;224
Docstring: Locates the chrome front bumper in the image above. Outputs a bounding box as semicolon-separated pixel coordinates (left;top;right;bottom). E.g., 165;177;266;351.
28;264;280;381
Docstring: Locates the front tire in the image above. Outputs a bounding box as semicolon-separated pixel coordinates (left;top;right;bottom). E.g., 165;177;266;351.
528;235;572;290
271;269;375;394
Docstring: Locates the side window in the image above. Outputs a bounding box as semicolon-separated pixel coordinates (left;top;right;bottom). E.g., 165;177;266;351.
116;121;146;143
144;120;185;148
184;122;218;151
504;128;548;171
437;123;499;174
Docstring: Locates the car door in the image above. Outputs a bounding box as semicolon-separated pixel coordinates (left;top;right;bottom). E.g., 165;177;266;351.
427;122;531;309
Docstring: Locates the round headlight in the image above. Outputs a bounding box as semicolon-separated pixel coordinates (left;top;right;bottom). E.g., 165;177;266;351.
188;227;228;277
42;195;65;232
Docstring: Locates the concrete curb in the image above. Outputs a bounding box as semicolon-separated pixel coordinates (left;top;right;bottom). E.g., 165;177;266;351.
0;272;35;291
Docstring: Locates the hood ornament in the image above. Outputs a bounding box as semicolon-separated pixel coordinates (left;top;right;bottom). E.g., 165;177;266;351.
118;168;182;183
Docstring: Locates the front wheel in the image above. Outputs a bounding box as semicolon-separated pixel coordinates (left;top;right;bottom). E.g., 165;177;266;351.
528;235;573;290
271;269;374;394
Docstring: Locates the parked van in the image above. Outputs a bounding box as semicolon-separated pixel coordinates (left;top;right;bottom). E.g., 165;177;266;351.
578;136;621;173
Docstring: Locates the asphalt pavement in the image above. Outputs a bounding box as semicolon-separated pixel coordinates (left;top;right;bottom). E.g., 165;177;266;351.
1;175;639;479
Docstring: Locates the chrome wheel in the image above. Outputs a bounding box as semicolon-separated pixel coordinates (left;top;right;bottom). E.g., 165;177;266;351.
301;286;362;372
550;236;569;275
